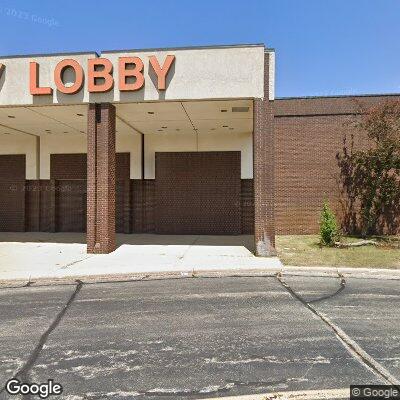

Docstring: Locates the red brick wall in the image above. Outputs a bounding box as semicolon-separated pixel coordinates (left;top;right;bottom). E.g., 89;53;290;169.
155;151;241;234
274;94;400;234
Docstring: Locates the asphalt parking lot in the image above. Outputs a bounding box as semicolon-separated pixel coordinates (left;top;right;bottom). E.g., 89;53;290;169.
0;275;399;399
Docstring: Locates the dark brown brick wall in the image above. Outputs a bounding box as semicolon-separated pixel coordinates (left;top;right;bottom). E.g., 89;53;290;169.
51;153;130;180
155;151;241;235
50;154;87;180
25;180;56;232
0;181;25;231
0;155;25;231
273;94;400;234
25;180;41;231
241;179;254;234
131;180;155;233
132;179;251;234
56;180;87;232
47;153;130;233
116;179;131;234
0;155;25;180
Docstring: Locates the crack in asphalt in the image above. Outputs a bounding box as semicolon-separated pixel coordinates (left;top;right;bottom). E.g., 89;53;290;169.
275;273;400;388
0;280;83;398
307;274;346;304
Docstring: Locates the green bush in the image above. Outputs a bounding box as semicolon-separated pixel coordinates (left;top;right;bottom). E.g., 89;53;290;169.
320;201;338;246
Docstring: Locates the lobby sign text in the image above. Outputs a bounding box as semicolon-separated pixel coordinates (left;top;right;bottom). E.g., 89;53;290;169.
29;55;175;95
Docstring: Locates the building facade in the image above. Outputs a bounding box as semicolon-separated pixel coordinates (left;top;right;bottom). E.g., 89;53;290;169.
0;44;396;255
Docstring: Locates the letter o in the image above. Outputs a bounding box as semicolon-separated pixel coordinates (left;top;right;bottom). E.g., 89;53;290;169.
30;384;40;394
20;384;31;394
54;59;84;94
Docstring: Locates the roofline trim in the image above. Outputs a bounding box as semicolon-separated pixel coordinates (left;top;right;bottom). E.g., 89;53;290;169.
276;92;400;100
0;50;99;60
0;43;267;60
102;43;266;54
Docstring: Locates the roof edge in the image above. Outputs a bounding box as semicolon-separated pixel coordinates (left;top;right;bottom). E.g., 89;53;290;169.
0;43;266;60
276;92;400;100
0;50;99;60
101;43;265;54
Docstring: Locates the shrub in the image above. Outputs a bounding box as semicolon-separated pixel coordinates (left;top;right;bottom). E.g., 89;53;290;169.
320;201;338;246
336;100;400;236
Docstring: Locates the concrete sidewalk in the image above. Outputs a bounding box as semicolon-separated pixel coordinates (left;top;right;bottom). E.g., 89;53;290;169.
0;233;282;283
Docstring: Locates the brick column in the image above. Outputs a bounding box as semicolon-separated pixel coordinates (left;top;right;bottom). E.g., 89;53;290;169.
253;52;276;256
87;103;116;254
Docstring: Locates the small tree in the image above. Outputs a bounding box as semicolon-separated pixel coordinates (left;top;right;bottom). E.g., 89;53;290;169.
320;200;338;246
336;100;400;236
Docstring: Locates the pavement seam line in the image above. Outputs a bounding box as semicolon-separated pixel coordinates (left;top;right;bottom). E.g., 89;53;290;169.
0;280;84;394
275;273;400;387
307;273;346;304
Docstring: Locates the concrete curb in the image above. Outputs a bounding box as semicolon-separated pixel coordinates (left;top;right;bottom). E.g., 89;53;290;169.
0;269;277;288
197;388;349;400
283;265;400;280
0;264;399;288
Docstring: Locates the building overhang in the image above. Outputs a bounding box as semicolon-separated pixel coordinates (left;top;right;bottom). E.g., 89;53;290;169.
0;44;274;107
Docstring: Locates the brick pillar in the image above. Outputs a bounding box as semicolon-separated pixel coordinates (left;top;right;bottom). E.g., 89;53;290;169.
87;103;116;254
253;52;276;256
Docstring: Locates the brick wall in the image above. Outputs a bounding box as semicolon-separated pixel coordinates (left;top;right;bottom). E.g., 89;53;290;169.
25;180;55;232
2;94;399;236
131;180;155;233
274;94;400;234
50;153;130;180
0;155;26;231
155;151;241;234
241;179;254;234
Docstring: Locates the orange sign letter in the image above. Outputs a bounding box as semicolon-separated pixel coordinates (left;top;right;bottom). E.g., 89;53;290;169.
29;62;53;95
54;59;84;94
88;58;114;93
149;55;175;90
118;57;144;91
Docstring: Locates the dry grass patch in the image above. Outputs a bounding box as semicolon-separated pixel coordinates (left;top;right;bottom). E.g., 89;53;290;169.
276;235;400;269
